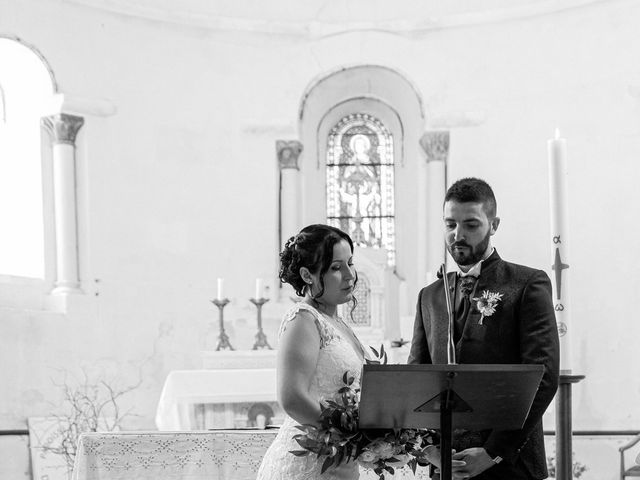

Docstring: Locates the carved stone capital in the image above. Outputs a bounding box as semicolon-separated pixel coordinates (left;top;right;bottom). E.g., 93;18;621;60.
41;113;84;146
419;131;450;163
276;140;303;170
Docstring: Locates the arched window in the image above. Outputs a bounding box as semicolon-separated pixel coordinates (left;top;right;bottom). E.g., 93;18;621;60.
0;38;54;278
326;113;396;266
299;65;425;343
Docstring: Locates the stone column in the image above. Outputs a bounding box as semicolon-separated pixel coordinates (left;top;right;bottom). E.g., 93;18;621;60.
277;140;303;243
41;113;84;294
419;131;450;281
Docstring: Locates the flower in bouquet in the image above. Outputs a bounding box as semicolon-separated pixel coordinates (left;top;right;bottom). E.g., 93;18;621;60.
290;345;438;478
367;437;396;460
358;428;437;478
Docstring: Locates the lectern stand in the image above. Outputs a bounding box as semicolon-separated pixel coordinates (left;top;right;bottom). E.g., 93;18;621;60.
359;364;545;480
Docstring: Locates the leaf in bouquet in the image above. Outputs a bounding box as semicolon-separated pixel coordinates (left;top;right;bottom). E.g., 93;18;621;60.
384;465;395;474
289;449;310;457
293;436;306;446
321;456;335;474
340;412;349;429
386;456;403;463
342;371;349;385
409;458;418;474
294;437;317;450
294;424;316;433
379;343;385;359
365;358;380;365
370;346;380;358
347;375;355;386
320;409;334;420
354;441;366;459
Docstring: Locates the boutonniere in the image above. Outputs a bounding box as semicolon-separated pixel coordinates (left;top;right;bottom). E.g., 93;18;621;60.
472;290;504;325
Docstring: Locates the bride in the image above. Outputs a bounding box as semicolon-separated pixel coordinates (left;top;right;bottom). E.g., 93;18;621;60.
257;224;367;480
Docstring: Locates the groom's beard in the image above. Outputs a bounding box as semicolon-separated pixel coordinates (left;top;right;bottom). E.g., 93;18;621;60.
448;230;491;266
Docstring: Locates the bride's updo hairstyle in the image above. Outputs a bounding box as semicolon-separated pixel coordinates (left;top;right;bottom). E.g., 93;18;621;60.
279;224;357;300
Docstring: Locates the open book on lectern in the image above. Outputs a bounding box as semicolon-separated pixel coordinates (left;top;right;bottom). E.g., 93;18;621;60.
358;363;544;430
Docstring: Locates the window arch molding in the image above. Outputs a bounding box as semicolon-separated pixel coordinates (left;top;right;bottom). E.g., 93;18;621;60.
0;34;58;91
298;65;427;295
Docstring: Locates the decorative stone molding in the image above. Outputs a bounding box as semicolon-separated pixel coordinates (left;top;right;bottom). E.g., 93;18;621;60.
66;0;609;40
419;131;450;163
276;140;303;170
42;93;117;118
41;113;84;146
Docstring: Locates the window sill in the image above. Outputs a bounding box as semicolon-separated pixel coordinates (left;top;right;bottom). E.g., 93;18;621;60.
0;274;81;314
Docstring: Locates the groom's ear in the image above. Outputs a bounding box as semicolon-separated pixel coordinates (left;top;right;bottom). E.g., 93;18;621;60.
489;216;500;235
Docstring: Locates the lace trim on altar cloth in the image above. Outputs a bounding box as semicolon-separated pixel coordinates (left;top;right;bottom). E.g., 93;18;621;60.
278;302;339;349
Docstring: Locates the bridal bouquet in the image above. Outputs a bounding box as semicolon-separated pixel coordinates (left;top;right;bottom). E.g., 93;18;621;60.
290;346;438;479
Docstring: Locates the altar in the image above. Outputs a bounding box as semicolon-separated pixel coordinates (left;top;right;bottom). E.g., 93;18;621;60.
71;430;278;480
71;430;431;480
156;351;282;430
155;368;281;430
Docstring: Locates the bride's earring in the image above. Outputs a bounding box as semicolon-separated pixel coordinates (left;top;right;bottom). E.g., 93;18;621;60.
303;278;313;295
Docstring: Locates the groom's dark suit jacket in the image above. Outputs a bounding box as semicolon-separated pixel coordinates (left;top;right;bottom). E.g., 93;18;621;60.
408;250;559;480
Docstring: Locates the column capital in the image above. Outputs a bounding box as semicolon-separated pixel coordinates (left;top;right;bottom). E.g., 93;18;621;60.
419;131;450;163
41;113;84;146
276;140;303;170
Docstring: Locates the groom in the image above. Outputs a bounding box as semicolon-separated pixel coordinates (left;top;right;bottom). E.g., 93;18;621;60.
408;178;559;480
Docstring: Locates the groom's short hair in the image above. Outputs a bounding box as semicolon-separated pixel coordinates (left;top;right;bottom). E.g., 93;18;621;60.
444;177;497;218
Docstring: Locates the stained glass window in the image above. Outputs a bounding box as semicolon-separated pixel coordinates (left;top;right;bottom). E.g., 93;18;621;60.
326;113;395;265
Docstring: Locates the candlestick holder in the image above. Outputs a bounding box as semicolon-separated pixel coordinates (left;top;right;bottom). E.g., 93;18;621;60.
250;297;272;350
211;298;234;351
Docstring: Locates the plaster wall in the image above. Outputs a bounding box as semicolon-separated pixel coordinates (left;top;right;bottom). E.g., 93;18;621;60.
0;0;638;444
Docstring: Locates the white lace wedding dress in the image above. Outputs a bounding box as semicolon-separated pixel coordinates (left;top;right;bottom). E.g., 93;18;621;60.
256;302;366;480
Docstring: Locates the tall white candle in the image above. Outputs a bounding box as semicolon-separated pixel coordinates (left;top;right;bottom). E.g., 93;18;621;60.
548;128;573;373
217;278;224;301
255;278;263;299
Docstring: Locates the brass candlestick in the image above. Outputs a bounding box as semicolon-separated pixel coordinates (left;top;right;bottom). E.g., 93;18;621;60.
250;297;272;350
211;298;234;351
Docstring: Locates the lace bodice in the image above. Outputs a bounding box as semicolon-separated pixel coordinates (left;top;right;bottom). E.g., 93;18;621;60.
257;302;366;480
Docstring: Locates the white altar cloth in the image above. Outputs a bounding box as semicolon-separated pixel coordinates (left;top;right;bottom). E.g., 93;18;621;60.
156;369;276;430
71;430;430;480
71;430;277;480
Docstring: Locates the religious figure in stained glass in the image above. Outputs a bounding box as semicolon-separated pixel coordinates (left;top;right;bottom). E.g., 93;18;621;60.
326;113;395;266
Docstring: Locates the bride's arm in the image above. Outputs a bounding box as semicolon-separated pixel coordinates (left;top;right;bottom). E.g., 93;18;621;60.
276;311;322;425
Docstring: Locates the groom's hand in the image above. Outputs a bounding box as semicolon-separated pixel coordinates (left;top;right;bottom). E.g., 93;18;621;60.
421;445;466;471
451;447;495;479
